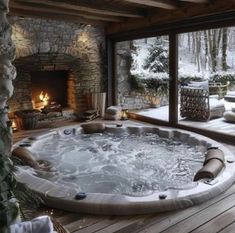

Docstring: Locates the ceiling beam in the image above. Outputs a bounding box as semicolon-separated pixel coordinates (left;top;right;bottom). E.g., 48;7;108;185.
10;1;123;22
15;0;144;18
107;0;235;35
9;8;106;26
122;0;177;10
180;0;209;3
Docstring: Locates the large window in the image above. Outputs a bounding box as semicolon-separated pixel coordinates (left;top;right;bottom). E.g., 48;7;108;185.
178;27;235;136
113;25;235;139
115;36;170;122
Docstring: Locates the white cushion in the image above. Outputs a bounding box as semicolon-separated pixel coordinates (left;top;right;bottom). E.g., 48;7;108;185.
188;80;209;90
226;91;235;96
209;95;219;99
106;106;122;115
224;111;235;123
210;99;224;109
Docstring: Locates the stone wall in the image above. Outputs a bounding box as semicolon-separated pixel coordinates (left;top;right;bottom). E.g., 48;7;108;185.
115;41;169;110
8;16;106;113
115;41;153;109
115;41;132;105
0;0;20;229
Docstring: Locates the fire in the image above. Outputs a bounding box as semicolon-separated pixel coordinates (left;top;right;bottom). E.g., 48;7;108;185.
39;91;50;106
12;119;17;131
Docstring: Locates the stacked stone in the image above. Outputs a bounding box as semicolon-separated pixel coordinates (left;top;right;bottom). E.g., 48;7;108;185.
0;0;19;231
0;0;16;156
8;16;105;114
104;106;122;120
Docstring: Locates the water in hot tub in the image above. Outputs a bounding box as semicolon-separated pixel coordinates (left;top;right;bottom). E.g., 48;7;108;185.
31;131;204;196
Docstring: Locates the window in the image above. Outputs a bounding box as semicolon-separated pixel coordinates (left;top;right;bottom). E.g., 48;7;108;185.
178;28;235;136
115;36;170;122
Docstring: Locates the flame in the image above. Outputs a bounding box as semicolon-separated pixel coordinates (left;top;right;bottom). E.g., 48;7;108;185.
12;119;17;131
39;91;50;106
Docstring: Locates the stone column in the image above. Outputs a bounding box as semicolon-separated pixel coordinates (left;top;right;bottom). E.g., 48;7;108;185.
0;0;16;156
0;1;19;232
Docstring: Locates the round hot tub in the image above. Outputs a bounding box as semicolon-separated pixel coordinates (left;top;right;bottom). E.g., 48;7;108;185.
14;123;235;215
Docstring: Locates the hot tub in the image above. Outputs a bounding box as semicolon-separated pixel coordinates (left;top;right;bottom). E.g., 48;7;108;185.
14;123;235;215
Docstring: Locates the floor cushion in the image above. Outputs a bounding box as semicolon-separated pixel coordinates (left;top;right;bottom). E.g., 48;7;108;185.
209;98;224;109
224;91;235;102
224;111;235;123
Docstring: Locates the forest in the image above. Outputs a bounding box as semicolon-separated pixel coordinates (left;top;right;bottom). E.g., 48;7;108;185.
130;27;235;87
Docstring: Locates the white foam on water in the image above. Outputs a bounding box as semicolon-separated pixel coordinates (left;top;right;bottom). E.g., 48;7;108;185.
30;132;204;196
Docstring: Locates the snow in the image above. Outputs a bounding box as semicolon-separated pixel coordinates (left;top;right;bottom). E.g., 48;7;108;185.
130;28;235;83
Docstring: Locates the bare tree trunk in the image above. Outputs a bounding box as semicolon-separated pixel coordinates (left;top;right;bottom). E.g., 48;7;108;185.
188;33;191;52
178;34;182;47
208;29;222;72
222;27;228;71
211;29;217;72
207;30;212;72
195;31;202;73
204;30;209;71
216;28;223;57
192;32;196;57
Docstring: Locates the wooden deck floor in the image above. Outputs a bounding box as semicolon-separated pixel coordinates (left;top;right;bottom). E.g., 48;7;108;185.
13;119;235;233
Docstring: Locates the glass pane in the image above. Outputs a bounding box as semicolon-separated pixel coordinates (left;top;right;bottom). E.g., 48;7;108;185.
115;36;169;122
178;28;235;136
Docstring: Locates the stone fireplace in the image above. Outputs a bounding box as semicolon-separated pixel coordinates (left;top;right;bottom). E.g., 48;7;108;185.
8;16;106;115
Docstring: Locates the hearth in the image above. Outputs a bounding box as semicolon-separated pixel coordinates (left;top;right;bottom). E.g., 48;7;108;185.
31;70;68;111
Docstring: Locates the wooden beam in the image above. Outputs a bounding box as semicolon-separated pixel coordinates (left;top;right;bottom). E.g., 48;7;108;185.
10;8;106;26
169;33;178;126
15;0;144;18
122;0;177;10
107;0;235;35
180;0;209;3
10;1;123;22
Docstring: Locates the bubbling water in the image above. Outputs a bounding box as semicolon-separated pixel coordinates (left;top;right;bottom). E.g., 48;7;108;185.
31;132;204;196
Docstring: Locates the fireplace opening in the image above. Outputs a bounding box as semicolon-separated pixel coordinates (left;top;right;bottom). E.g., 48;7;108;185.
30;70;68;110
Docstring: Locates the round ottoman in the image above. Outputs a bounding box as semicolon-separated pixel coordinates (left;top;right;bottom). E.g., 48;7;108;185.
224;111;235;123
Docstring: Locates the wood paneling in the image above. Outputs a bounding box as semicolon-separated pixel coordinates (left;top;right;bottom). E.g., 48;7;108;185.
122;0;177;10
8;0;225;27
106;0;235;35
10;1;123;22
15;0;144;18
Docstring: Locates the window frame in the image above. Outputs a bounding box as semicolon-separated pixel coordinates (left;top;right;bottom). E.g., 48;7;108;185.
107;12;235;143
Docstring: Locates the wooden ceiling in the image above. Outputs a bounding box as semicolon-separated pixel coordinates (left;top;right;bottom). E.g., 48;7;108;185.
9;0;235;34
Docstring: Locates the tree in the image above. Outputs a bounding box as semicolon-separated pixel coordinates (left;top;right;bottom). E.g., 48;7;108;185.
207;29;222;72
143;37;169;74
222;28;228;71
193;31;202;73
204;31;209;71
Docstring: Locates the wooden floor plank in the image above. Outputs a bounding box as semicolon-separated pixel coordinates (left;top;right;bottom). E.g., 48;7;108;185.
161;193;235;233
94;216;145;233
128;214;169;233
65;216;104;232
191;206;235;233
136;184;235;233
218;222;235;233
73;216;127;233
57;213;81;225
